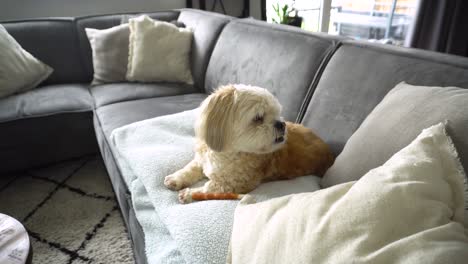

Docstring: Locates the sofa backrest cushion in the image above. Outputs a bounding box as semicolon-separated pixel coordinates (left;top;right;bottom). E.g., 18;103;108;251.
205;19;341;122
301;40;468;156
177;9;232;90
2;19;87;85
75;11;180;83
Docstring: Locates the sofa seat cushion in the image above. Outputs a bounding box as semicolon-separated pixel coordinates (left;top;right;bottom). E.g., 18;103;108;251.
0;84;94;123
0;112;98;174
0;83;96;173
95;93;207;140
90;82;199;107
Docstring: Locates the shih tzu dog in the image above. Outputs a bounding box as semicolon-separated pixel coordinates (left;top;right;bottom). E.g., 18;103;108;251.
164;84;334;203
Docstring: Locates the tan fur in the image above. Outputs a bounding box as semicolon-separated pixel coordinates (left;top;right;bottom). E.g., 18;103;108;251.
164;84;334;203
265;122;335;180
196;86;236;151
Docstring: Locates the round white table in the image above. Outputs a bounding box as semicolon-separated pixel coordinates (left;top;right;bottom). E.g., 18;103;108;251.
0;213;31;264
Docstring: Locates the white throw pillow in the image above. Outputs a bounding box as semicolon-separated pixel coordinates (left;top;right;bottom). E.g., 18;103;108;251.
0;24;53;98
126;15;193;84
228;123;468;264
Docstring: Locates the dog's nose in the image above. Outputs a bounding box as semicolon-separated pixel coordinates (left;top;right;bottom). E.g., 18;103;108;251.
274;121;285;132
275;136;284;143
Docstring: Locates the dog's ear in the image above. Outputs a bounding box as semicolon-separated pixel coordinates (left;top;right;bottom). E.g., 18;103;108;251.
196;86;236;152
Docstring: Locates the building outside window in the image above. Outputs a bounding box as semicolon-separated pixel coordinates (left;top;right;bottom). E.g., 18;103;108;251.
266;0;419;46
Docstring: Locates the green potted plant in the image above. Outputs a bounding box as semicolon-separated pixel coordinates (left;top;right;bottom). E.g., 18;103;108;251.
272;2;303;27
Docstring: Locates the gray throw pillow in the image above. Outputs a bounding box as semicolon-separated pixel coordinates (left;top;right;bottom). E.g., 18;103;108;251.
85;24;130;85
0;24;53;98
322;82;468;189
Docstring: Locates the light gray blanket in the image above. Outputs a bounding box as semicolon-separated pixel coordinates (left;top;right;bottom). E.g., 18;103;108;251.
111;108;322;263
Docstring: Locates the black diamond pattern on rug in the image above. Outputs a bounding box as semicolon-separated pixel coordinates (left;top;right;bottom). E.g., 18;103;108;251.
0;156;135;264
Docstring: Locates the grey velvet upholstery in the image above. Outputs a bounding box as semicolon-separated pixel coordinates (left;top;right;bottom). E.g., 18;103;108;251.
0;84;96;173
128;201;148;264
0;112;98;174
75;11;181;82
322;83;468;187
0;84;94;123
177;9;232;89
3;9;468;264
93;113;147;264
205;19;342;121
95;93;206;140
2;19;88;84
301;40;468;156
90;82;199;107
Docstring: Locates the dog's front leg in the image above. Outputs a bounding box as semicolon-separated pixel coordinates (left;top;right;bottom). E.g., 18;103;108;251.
178;180;236;203
164;160;204;191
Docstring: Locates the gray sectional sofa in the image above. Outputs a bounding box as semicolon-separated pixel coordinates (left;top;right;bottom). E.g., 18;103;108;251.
2;8;468;264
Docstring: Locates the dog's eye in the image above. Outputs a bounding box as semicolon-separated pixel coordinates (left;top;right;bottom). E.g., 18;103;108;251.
253;115;264;124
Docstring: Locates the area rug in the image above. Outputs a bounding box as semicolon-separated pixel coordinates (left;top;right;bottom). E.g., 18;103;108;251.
0;155;134;264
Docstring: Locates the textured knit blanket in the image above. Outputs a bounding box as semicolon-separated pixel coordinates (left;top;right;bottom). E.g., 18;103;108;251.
111;108;322;264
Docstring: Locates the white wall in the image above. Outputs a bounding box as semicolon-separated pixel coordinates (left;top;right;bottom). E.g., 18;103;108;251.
0;0;262;20
0;0;185;20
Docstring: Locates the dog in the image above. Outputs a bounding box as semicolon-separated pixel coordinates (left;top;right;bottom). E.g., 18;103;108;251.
164;84;334;203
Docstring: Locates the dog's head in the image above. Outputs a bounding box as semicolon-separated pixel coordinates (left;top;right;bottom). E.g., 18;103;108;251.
196;84;286;153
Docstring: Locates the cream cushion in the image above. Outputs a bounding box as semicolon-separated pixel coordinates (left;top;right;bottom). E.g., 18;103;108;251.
126;15;193;84
0;24;53;98
229;123;468;264
322;82;468;192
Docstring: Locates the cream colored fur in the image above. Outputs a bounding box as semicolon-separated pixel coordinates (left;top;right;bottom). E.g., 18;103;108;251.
164;84;334;203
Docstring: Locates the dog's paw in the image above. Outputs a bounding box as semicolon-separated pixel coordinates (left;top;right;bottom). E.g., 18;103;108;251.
178;188;193;204
164;175;185;191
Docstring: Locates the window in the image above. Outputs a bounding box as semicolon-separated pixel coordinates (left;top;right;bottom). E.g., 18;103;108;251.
266;0;419;46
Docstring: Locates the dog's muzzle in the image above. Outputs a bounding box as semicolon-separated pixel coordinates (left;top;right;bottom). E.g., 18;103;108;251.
274;121;286;132
275;136;284;143
274;121;286;143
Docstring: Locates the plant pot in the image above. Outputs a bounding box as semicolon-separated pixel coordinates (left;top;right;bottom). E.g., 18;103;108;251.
286;16;303;27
